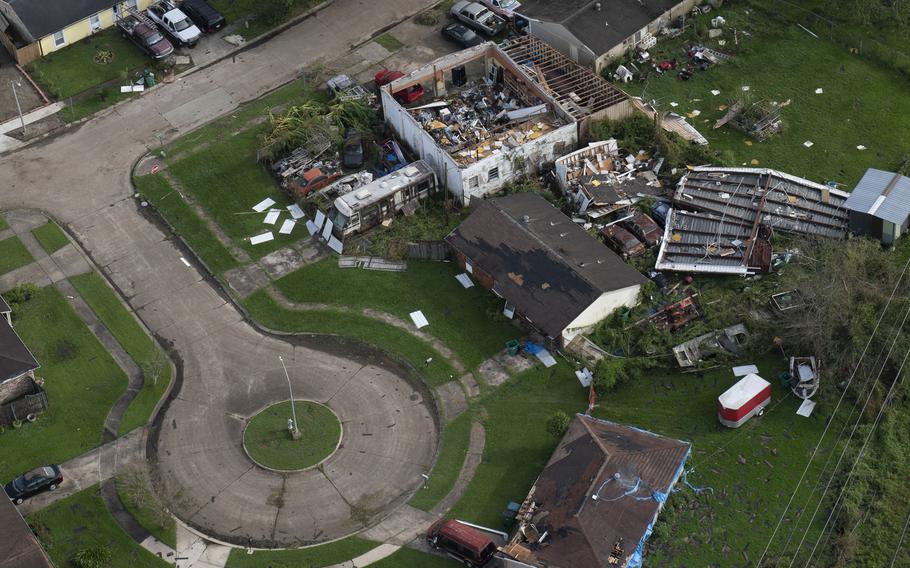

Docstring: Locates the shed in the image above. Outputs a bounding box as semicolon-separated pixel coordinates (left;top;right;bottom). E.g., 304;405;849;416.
717;373;771;428
844;168;910;245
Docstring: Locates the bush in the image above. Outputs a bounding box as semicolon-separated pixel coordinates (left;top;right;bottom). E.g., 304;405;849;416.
256;0;294;25
546;411;571;438
74;545;112;568
4;282;38;305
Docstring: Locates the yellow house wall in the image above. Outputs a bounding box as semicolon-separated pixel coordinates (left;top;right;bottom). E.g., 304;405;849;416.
37;0;154;56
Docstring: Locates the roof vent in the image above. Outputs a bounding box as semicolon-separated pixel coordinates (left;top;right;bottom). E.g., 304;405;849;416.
522;215;531;223
355;190;372;200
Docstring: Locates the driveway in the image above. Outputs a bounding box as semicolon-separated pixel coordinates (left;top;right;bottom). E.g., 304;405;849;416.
0;0;441;548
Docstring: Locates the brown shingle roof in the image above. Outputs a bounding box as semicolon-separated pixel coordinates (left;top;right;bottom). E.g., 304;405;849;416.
0;496;54;568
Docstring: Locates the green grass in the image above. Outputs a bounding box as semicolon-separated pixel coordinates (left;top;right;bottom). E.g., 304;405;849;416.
31;222;70;255
243;289;458;386
618;2;910;187
275;259;518;369
244;401;341;470
0;236;33;275
226;536;378;568
134;173;240;275
375;33;404;52
68;272;172;436
115;473;177;549
167;126;298;258
209;0;322;40
0;214;9;231
409;410;474;511
64;90;134;123
371;547;461;567
0;286;129;480
28;485;169;568
26;28;150;99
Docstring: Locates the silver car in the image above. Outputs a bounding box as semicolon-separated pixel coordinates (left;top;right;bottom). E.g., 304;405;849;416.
450;1;506;36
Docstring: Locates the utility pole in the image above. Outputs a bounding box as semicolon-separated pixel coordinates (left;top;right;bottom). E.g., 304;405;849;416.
278;355;300;439
11;81;25;136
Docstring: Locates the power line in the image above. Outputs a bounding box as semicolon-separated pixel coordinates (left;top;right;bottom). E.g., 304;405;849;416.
803;344;910;565
755;254;910;567
786;302;910;566
890;509;910;568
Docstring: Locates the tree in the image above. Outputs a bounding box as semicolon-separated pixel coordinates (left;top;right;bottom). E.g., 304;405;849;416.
546;411;571;438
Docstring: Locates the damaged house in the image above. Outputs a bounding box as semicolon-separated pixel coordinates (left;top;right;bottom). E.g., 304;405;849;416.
655;167;850;275
445;193;646;347
500;414;690;568
381;37;633;205
514;0;699;74
844;168;910;246
0;295;46;427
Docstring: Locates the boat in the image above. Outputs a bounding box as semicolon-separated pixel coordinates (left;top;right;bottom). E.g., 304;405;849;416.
789;356;819;399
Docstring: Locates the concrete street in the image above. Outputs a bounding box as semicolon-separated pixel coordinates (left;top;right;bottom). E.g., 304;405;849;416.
0;0;444;548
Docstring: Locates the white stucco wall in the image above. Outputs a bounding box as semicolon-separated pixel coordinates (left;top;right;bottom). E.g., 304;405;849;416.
561;284;641;345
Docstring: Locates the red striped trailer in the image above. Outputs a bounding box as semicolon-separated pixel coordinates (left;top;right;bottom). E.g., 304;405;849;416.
718;373;771;428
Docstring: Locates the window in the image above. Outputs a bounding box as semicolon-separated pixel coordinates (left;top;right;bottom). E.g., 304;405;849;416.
469;176;479;188
90;13;102;32
52;31;65;47
488;167;500;181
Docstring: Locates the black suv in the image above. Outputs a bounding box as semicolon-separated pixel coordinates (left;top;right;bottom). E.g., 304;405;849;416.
180;0;225;34
4;465;63;505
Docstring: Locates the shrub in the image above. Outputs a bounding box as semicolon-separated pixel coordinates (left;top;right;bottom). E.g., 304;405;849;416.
546;411;571;438
74;545;112;568
3;282;38;305
256;0;294;25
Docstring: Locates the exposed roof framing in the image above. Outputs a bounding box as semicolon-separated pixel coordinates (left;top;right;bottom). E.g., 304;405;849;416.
501;35;629;120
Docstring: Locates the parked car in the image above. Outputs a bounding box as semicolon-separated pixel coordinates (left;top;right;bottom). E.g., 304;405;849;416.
427;519;497;567
147;0;201;47
4;465;63;505
450;1;507;36
117;10;174;60
441;22;484;48
625;212;663;246
602;225;646;258
180;0;225;34
326;74;370;101
478;0;521;17
342;128;364;169
651;200;671;228
287;167;341;198
374;69;425;105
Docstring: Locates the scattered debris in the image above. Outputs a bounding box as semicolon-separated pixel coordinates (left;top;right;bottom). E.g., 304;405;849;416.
263;210;281;225
250;232;274;245
673;323;749;367
803;140;814;148
814;87;824;94
648;295;702;332
789;356;819;399
796;399;817;417
732;364;760;377
252;198;276;213
771;290;806;312
279;219;296;235
409;310;429;329
455;273;474;288
338;256;406;271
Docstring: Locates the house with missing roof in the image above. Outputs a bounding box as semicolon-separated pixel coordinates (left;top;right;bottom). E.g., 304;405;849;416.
0;0;154;64
515;0;699;74
500;414;691;568
445;193;646;347
0;294;45;427
844;168;910;246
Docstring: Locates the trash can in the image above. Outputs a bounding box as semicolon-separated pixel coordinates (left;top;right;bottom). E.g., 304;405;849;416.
143;70;156;87
778;371;792;388
506;340;520;356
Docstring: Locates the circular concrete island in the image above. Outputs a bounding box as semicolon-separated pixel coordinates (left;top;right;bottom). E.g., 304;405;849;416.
243;401;342;471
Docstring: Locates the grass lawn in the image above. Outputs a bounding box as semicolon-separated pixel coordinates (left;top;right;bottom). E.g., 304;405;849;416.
375;33;403;52
209;0;322;39
0;214;9;230
274;259;518;370
0;236;33;275
244;401;341;470
619;2;910;187
26;28;150;99
115;473;177;549
31;221;70;255
68;272;172;435
447;365;587;529
64;90;134;123
371;547;461;567
409;410;474;511
28;485;169;568
243;290;458;386
226;536;377;568
0;286;129;480
134;173;240;275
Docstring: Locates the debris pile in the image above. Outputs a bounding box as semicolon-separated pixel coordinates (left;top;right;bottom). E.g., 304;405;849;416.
408;82;565;167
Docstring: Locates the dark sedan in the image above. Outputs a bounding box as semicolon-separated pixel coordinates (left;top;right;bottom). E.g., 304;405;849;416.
181;0;225;34
441;23;483;48
4;465;63;505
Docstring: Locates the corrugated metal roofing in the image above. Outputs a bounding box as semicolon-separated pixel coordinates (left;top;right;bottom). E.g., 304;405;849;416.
844;168;910;226
655;209;754;275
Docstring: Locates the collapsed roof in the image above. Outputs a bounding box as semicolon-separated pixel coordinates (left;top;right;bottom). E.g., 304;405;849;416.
502;414;690;568
656;167;850;275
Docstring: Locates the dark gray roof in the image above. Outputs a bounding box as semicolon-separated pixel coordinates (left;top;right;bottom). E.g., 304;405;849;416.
518;0;682;56
512;414;690;568
0;316;39;383
844;168;910;225
445;193;645;339
0;496;54;568
7;0;116;39
0;294;9;314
